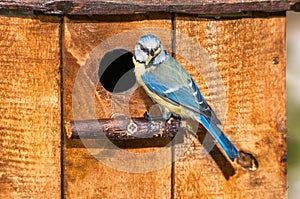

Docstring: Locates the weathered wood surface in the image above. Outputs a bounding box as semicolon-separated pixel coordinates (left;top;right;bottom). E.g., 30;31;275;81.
0;15;61;198
0;12;286;198
63;13;286;198
64;14;174;198
0;0;299;15
173;15;286;198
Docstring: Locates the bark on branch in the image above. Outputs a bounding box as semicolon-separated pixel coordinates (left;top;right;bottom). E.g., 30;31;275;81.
69;117;183;139
67;117;185;148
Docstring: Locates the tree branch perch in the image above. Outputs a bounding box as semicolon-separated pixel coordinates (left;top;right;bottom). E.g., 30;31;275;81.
67;117;185;147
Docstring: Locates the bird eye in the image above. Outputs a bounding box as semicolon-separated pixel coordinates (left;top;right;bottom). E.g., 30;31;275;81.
150;49;155;56
139;44;149;54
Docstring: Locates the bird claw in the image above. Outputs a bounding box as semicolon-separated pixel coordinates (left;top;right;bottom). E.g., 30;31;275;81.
153;130;164;137
167;114;182;127
144;111;182;137
144;111;165;136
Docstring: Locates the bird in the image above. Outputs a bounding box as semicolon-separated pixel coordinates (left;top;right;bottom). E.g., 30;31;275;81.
132;34;239;161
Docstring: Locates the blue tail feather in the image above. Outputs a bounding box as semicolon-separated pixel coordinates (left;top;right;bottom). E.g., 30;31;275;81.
197;114;239;161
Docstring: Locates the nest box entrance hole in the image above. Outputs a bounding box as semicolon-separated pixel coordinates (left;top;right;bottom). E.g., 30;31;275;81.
98;48;136;93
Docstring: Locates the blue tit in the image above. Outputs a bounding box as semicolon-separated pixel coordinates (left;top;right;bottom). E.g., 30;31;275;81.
133;34;239;161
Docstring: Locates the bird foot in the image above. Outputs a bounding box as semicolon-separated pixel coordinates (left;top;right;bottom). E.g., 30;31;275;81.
153;129;164;137
166;114;182;127
144;112;182;137
143;111;165;136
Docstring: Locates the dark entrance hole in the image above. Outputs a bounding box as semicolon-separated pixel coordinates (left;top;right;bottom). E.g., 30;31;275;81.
98;49;136;93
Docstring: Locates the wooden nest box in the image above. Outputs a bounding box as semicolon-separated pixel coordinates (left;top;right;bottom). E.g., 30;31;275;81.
1;0;299;198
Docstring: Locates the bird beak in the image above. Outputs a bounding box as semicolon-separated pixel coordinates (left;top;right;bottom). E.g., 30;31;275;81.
145;47;161;66
145;55;153;66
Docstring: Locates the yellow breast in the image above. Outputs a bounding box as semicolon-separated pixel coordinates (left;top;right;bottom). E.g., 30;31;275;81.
132;57;184;117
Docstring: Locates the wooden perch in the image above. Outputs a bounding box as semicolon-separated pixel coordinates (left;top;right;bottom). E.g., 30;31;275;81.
68;117;185;147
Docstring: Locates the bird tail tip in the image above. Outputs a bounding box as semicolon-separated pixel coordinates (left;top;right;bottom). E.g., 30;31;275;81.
197;114;239;162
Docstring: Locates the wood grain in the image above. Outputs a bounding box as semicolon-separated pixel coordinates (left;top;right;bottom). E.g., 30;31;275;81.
0;15;61;198
0;0;299;15
0;7;287;199
64;14;174;198
173;15;286;198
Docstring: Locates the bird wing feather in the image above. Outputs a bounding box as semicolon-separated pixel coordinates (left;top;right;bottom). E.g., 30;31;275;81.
141;56;220;124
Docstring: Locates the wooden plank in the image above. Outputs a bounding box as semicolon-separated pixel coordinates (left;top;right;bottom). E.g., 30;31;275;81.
0;0;299;15
173;15;286;198
0;15;61;198
64;14;174;198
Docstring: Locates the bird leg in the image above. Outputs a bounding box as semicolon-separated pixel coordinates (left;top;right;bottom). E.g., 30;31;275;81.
166;113;182;126
143;111;164;135
144;104;183;136
143;111;182;137
143;104;166;135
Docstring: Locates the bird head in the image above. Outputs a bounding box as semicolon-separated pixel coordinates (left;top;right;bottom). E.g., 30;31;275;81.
134;34;168;66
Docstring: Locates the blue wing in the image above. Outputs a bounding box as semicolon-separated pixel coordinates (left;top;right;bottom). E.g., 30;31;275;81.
141;59;239;161
198;114;240;161
142;73;192;106
142;71;220;124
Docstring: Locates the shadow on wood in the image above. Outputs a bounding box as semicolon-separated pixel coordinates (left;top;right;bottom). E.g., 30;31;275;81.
196;125;236;180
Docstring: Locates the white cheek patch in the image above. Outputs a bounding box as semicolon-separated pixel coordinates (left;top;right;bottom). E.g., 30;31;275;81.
135;50;148;63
